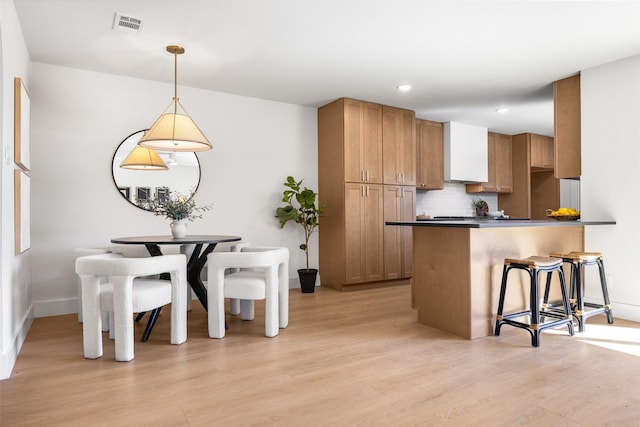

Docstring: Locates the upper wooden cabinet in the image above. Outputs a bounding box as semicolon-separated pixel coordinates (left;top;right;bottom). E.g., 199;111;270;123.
341;99;383;183
466;132;512;193
554;74;581;178
383;106;416;185
530;134;554;171
416;119;444;190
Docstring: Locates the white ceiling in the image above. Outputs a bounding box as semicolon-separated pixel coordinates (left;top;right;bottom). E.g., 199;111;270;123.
13;0;640;136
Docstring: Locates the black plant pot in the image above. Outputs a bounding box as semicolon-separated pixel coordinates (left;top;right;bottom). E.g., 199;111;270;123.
298;268;318;293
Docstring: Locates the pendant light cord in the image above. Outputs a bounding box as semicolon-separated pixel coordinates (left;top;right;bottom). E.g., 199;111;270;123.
173;48;178;114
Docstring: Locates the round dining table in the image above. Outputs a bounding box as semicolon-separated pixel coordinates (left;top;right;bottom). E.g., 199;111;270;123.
111;235;241;339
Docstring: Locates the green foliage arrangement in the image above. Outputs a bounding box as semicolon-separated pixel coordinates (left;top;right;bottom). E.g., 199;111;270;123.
146;190;211;221
275;176;322;269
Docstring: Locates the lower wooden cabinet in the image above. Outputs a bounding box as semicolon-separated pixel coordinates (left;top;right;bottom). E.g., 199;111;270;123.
383;185;415;280
344;183;385;284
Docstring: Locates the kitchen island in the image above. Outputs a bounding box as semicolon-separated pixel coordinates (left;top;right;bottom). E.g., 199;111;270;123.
386;218;616;339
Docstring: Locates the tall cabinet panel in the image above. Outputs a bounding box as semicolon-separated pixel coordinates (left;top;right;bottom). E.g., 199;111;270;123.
383;185;415;280
554;74;581;179
383;106;416;185
319;97;416;290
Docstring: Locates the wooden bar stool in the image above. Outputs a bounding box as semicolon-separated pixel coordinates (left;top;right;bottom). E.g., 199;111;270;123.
494;256;574;347
546;251;614;332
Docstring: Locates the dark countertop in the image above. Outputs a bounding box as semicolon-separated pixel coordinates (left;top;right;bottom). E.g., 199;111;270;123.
385;219;616;228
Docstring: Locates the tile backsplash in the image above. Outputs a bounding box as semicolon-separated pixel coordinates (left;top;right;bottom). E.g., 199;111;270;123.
415;182;498;217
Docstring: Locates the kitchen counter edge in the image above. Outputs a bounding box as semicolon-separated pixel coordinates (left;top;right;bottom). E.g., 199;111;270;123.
385;219;616;228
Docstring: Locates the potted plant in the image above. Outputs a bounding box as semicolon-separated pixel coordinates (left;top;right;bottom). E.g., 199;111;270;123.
145;190;211;238
275;176;322;293
472;196;488;217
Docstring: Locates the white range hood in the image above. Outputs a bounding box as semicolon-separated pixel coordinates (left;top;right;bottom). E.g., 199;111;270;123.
443;121;488;183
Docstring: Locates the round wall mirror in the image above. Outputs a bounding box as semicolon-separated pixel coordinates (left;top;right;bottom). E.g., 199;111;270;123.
111;130;201;211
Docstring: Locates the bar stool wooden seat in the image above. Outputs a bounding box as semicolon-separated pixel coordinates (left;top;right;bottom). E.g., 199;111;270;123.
546;251;614;332
495;256;574;347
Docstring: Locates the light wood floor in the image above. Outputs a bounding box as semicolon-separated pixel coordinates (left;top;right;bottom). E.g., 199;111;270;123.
1;285;639;426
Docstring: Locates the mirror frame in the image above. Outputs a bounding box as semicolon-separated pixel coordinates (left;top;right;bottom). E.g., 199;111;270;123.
111;129;202;212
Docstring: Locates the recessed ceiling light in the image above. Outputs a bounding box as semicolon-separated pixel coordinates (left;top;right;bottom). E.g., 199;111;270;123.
397;84;412;92
495;107;509;114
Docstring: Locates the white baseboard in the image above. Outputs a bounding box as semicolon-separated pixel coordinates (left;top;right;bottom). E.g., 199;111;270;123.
33;274;318;319
611;302;640;323
34;297;78;318
1;304;34;380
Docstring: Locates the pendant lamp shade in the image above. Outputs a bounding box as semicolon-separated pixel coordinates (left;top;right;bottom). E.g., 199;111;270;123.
120;146;168;170
138;45;212;152
139;110;211;152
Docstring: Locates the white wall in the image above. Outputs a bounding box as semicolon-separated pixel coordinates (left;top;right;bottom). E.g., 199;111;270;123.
582;55;640;321
0;0;33;379
29;62;318;318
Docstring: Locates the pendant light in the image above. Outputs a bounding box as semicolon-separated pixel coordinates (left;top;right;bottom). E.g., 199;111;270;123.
120;145;168;170
138;45;212;152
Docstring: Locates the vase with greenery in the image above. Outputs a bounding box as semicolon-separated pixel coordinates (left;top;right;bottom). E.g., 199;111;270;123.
472;196;488;217
145;190;211;238
275;176;322;292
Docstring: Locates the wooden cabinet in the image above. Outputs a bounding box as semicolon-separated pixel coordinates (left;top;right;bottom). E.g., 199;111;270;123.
343;99;383;183
344;183;385;284
383;106;416;185
466;132;512;193
318;98;415;290
383;185;415;280
498;133;559;219
530;134;554;170
416;119;444;190
494;133;513;192
554;74;581;179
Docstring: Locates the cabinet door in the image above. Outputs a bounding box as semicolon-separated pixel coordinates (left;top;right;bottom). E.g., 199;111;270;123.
362;102;383;183
494;133;513;192
416;120;444;190
344;100;382;183
467;132;512;193
400;186;415;277
530;134;554;170
344;183;384;284
383;185;415;280
383;107;416;185
484;133;498;191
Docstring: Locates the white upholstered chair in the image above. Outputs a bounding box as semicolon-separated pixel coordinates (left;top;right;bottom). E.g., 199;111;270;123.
207;247;289;338
75;253;187;361
74;247;111;325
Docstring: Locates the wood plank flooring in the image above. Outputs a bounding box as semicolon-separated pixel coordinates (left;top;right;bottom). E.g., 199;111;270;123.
1;285;639;426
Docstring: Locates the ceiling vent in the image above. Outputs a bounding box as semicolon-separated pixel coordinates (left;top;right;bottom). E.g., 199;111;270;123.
113;12;144;33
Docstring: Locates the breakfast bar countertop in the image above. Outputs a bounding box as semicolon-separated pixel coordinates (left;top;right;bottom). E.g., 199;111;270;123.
386;218;616;228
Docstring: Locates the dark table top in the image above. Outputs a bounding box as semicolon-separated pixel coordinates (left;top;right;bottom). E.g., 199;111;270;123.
111;235;242;245
385;219;616;229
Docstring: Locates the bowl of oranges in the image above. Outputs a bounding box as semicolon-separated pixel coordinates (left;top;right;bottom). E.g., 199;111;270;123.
546;208;580;221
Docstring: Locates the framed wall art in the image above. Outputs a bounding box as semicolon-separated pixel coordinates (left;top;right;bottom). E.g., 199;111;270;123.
14;77;31;171
14;169;31;254
136;187;151;204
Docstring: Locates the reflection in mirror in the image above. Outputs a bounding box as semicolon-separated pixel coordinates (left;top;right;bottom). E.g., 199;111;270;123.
112;130;201;211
